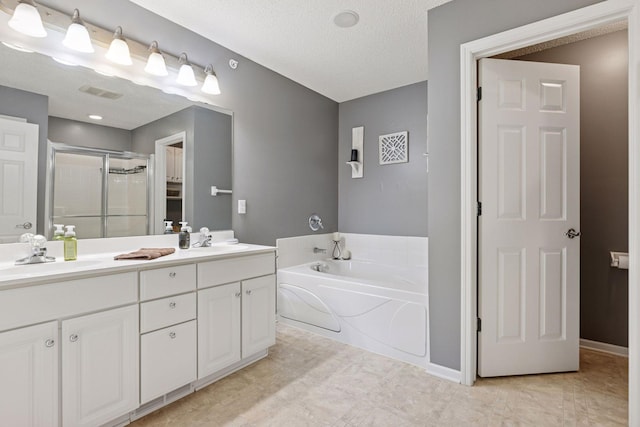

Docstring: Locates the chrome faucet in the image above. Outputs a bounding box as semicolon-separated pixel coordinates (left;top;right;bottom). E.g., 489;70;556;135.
192;227;213;248
313;247;327;254
15;234;56;265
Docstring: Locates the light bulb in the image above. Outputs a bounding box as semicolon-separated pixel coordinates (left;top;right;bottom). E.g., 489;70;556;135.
201;65;220;95
62;9;94;53
144;41;168;76
105;26;132;66
8;0;47;38
176;53;197;86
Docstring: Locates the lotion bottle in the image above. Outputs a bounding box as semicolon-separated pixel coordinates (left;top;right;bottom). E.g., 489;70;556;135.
178;221;190;249
53;224;65;241
63;225;77;261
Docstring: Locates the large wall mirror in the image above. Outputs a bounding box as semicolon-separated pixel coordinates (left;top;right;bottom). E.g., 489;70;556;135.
0;40;233;242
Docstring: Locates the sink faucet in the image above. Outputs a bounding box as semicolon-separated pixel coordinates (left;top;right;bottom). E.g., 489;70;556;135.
192;227;213;248
15;234;56;265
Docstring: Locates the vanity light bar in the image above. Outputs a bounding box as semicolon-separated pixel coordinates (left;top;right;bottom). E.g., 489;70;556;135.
0;0;221;95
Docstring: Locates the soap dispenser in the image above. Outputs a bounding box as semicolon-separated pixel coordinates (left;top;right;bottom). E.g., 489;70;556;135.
164;220;174;234
64;225;77;261
53;224;65;241
178;221;190;249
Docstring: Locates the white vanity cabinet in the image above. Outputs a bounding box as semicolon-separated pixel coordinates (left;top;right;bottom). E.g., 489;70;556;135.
139;264;197;404
61;304;139;427
197;254;276;380
0;321;59;427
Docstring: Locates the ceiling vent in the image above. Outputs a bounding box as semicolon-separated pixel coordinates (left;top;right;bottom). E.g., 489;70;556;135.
78;85;123;100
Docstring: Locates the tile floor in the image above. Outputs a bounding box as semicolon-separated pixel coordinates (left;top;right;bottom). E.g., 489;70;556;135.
131;323;628;426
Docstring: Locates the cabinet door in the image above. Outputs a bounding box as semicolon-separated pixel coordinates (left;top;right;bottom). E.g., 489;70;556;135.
174;147;183;183
0;321;58;427
141;320;196;404
198;282;241;378
242;275;276;358
166;146;175;182
62;305;139;427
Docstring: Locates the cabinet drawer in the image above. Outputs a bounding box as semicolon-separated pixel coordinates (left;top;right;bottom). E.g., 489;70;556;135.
0;272;137;332
141;320;196;404
197;253;275;289
140;264;196;301
140;293;196;333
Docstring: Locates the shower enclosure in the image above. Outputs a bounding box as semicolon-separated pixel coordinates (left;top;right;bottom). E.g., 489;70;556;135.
47;143;152;239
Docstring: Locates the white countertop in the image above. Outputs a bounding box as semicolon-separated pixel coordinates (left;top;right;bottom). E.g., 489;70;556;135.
0;233;275;290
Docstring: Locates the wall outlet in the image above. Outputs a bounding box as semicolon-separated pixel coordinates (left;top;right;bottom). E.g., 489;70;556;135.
238;199;246;214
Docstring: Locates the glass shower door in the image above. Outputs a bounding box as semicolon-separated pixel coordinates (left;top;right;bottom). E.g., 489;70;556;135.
106;157;149;237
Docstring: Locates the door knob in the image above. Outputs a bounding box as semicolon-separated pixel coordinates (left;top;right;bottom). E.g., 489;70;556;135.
565;228;581;239
15;222;32;229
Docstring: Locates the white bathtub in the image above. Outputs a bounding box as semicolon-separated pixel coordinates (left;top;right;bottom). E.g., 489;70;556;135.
277;259;428;368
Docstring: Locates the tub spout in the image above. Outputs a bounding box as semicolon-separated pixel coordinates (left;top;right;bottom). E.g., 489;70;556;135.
313;247;326;254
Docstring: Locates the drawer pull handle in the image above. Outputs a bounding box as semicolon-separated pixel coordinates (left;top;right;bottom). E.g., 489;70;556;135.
235;292;241;297
45;339;55;348
169;332;176;339
169;302;177;309
169;272;176;278
246;290;252;295
69;334;79;343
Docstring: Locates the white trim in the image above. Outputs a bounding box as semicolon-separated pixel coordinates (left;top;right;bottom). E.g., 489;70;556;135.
580;339;629;358
459;0;639;424
154;131;187;234
427;362;461;384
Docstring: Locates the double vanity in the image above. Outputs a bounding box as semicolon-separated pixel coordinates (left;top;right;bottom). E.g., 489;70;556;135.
0;233;276;427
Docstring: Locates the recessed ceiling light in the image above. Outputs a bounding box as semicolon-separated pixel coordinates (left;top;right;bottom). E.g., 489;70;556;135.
88;114;103;120
1;41;34;53
333;10;359;28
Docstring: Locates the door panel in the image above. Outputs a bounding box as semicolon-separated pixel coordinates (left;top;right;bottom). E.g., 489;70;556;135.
478;58;580;377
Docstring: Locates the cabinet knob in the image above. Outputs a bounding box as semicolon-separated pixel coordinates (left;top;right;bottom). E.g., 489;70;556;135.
235;292;241;297
169;302;177;309
169;332;176;339
169;272;176;278
246;290;252;295
45;339;55;348
69;334;79;343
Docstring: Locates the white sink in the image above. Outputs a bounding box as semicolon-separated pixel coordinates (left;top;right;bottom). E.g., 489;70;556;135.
0;259;103;280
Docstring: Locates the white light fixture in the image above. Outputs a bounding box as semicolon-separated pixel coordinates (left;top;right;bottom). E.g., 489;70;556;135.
88;114;103;121
201;64;221;95
333;10;359;28
62;9;94;53
176;52;197;87
8;0;47;38
105;26;132;66
144;41;168;76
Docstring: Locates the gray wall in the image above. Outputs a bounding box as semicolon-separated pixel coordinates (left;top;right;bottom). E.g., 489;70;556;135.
192;107;233;231
40;0;339;246
427;0;604;370
48;116;132;151
516;31;629;347
338;82;428;236
0;85;48;235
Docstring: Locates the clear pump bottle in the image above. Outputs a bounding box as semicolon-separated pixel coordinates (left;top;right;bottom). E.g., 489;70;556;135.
53;224;65;241
63;225;77;261
178;221;190;249
164;220;174;234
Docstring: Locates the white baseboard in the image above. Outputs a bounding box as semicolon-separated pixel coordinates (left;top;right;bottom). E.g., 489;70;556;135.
580;338;628;357
427;362;461;383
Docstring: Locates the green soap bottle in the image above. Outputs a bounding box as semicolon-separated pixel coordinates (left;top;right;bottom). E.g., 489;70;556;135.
64;225;77;261
53;224;65;241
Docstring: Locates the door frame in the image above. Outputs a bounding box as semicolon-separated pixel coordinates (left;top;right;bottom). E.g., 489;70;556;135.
154;131;186;234
459;0;639;422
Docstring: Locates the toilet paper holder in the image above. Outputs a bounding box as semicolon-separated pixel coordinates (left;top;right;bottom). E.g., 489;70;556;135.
610;251;629;269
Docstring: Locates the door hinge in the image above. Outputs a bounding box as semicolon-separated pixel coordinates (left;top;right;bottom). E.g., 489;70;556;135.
477;87;482;102
477;317;482;332
477;201;482;216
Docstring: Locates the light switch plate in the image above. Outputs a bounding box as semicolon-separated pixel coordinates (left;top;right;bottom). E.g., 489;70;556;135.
238;199;246;214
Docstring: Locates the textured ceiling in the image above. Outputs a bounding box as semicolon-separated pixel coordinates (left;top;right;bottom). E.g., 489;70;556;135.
129;0;452;102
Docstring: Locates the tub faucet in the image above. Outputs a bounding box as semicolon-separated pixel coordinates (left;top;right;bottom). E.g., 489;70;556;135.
15;233;56;265
313;247;327;254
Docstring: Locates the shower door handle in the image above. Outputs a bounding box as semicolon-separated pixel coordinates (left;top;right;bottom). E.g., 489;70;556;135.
16;222;32;230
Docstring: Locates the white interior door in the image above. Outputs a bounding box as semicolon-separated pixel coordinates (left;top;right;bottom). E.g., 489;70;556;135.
0;117;38;242
478;58;580;377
